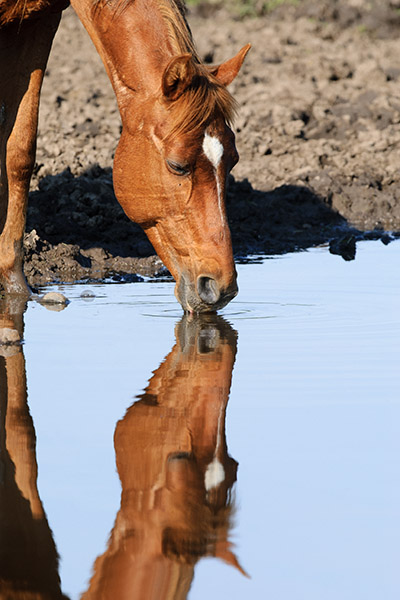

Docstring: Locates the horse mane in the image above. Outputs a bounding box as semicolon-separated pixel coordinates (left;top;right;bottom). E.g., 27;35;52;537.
3;0;236;138
93;0;237;137
156;0;237;137
93;0;195;55
0;0;52;25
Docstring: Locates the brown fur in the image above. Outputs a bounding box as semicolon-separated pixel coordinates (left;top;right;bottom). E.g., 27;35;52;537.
81;316;245;599
0;0;54;25
166;67;237;139
157;0;237;137
0;0;248;311
0;296;65;598
156;0;196;56
92;0;236;138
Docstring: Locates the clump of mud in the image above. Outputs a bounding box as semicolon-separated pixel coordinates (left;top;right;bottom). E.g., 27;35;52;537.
25;166;164;286
22;0;400;287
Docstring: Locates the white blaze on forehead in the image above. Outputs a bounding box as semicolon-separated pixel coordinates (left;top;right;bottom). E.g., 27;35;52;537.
202;131;226;228
205;457;225;491
202;132;224;169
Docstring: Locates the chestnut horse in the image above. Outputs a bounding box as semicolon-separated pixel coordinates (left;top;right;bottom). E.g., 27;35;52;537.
82;315;245;599
0;0;250;312
0;296;66;599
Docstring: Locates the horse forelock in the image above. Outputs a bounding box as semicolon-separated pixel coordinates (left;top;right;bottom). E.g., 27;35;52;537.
165;70;237;140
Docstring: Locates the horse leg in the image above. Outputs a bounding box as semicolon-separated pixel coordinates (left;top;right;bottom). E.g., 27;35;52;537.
0;12;61;296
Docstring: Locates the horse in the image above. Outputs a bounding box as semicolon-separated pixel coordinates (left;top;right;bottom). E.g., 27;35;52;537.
82;315;245;599
0;0;250;313
0;296;67;599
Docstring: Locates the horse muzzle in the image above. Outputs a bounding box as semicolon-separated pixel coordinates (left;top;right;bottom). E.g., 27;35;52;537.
176;273;238;313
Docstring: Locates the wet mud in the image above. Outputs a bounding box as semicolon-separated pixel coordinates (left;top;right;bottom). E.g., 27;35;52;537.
25;0;400;286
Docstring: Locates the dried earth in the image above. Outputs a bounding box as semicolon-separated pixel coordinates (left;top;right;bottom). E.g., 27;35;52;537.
24;0;400;287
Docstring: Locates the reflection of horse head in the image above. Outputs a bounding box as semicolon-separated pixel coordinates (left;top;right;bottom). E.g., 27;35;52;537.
83;315;245;599
0;297;67;599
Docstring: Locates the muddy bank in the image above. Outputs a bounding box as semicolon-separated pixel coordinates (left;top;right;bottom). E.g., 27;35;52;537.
24;0;400;286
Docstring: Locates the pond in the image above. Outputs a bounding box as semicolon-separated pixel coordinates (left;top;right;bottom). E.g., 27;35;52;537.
1;239;399;599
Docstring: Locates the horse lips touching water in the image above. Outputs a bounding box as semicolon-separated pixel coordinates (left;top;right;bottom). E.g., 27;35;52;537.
0;0;250;312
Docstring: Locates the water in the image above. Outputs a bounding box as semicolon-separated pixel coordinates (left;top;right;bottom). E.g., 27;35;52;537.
1;240;399;599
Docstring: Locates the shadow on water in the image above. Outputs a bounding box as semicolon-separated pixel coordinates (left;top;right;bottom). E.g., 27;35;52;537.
0;298;244;599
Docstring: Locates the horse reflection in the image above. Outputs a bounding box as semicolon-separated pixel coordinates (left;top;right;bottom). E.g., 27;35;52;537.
0;297;67;599
83;315;244;599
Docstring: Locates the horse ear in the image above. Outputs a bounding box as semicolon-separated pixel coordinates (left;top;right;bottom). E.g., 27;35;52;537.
209;43;251;86
162;54;196;100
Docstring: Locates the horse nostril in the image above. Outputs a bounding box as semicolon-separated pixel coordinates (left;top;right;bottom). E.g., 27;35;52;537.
197;276;220;305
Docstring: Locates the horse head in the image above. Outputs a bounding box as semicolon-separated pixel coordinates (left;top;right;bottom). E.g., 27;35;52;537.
112;44;250;312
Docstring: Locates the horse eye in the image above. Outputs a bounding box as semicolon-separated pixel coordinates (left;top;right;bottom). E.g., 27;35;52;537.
166;159;190;176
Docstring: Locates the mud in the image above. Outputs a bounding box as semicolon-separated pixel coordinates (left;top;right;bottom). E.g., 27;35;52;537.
24;0;400;286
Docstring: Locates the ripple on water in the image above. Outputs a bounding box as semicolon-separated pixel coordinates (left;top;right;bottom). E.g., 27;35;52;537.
222;300;317;320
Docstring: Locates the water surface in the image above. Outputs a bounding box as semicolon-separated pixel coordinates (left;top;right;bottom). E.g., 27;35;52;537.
2;240;399;599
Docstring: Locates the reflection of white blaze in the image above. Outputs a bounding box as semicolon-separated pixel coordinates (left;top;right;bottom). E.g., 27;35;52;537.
205;457;225;491
202;132;225;228
204;400;226;491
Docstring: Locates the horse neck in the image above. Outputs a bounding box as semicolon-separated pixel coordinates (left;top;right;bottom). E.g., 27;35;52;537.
71;0;193;110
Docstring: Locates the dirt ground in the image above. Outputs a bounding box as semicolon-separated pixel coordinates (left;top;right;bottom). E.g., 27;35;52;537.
24;0;400;286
